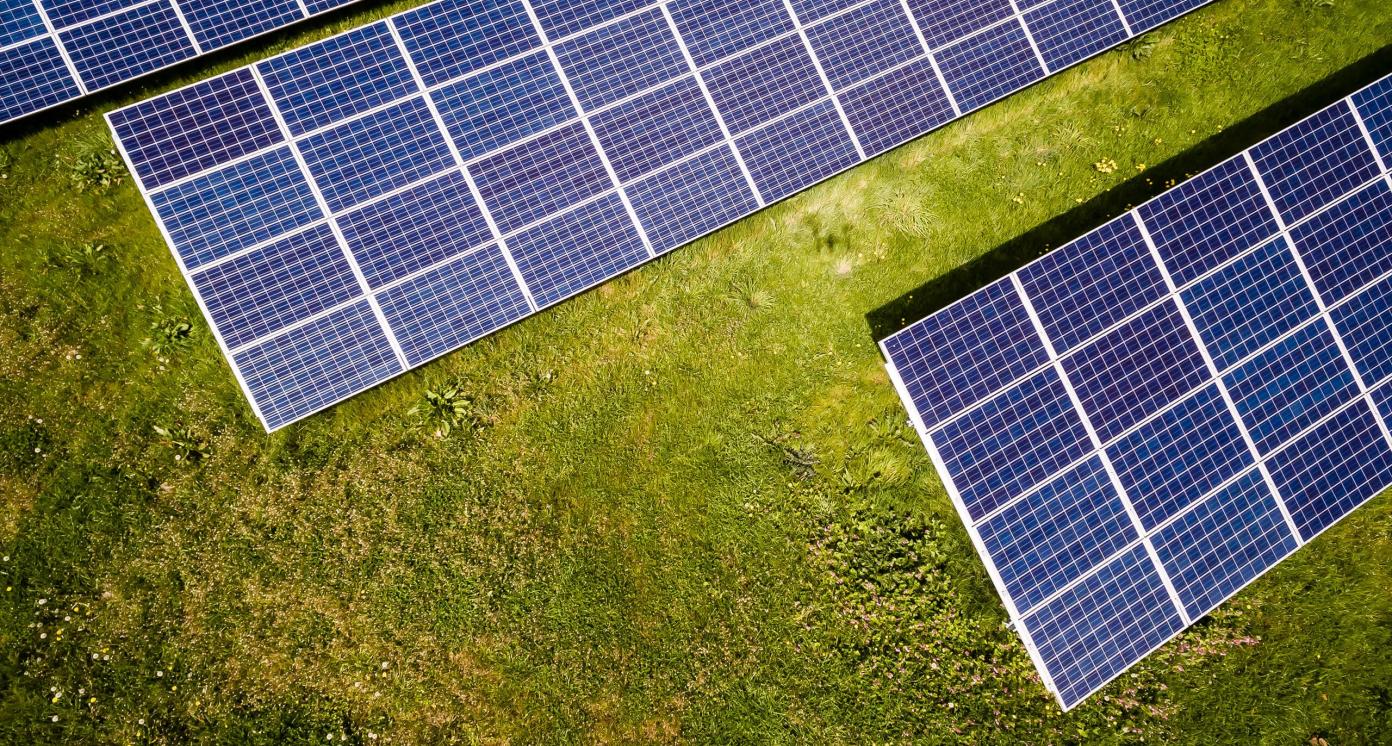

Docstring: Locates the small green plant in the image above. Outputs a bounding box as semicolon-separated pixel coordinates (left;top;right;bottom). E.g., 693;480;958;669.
143;308;194;357
153;424;209;463
64;134;124;192
410;385;480;437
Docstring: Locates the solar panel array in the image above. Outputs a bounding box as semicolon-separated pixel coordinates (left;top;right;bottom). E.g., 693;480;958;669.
882;74;1392;710
0;0;361;125
107;0;1221;430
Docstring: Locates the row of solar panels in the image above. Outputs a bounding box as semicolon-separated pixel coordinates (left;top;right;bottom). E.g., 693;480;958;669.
883;74;1392;709
0;0;362;124
108;0;1215;429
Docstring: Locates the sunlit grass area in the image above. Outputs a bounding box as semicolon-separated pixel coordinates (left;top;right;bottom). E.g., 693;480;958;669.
2;0;1392;742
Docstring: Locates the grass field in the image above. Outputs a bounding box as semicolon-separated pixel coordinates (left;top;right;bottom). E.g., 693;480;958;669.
3;0;1392;742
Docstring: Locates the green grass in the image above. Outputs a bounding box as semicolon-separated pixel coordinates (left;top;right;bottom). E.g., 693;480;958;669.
2;0;1392;742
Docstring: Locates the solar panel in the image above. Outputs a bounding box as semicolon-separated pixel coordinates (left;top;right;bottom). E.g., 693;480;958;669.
0;0;361;126
882;74;1392;709
109;0;1221;430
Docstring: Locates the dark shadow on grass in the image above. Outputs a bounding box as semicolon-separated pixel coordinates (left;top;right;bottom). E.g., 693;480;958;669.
865;44;1392;342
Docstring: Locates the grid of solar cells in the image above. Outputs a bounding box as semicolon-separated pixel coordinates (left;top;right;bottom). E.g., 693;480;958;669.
883;78;1392;709
0;0;360;125
106;0;1223;430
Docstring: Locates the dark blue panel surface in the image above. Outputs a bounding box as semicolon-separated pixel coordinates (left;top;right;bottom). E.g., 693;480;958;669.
1249;102;1380;224
934;368;1094;521
1268;400;1392;540
1136;155;1280;287
1152;469;1297;619
394;0;538;87
627;146;759;253
470;121;610;233
556;8;687;111
338;170;492;288
590;77;724;182
1;0;45;48
256;22;416;137
1024;0;1128;71
737;101;860;203
883;276;1049;430
1108;384;1253;531
804;0;921;91
152;147;323;270
1352;76;1392;165
1024;545;1184;710
1289;179;1392;306
934;20;1044;113
181;0;303;51
703;35;824;134
1181;237;1320;371
1017;214;1166;355
1063;300;1210;442
531;0;650;40
234;300;402;430
59;0;196;91
978;456;1136;615
1224;319;1360;455
193;224;361;349
0;38;82;124
298;97;455;213
1330;274;1392;389
668;0;792;67
376;245;531;366
905;0;1013;49
506;194;649;308
1116;0;1207;34
839;57;954;156
431;51;575;162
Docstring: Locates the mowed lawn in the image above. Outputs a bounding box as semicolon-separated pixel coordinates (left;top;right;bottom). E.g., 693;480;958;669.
3;0;1392;742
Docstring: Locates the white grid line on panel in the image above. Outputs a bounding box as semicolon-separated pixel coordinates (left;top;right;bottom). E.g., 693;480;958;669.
1131;210;1306;544
1008;274;1193;627
657;3;766;206
1006;0;1051;75
247;66;410;369
167;0;206;55
385;17;540;313
27;0;86;94
1108;0;1136;36
779;0;867;159
895;0;962;116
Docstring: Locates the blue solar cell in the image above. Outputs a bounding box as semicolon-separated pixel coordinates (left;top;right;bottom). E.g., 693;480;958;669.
180;0;303;51
1136;155;1280;287
393;0;539;87
668;0;792;68
1181;236;1320;371
1151;469;1297;619
0;37;82;124
737;101;860;203
883;276;1049;430
470;121;611;233
431;51;576;162
556;8;687;111
1116;0;1207;33
506;193;649;308
233;300;402;430
1288;179;1392;306
934;368;1094;521
1023;544;1185;710
1108;384;1253;531
256;22;417;137
107;67;282;190
298;97;455;213
838;57;955;156
1017;214;1166;355
58;0;196;91
792;0;864;23
978;456;1137;614
1249;102;1381;224
905;0;1013;49
1352;76;1392;165
1268;399;1392;540
1;0;45;48
703;34;824;134
337;170;493;288
1023;0;1128;71
1062;300;1209;443
192;224;361;349
41;0;142;29
375;245;532;366
804;0;922;90
530;0;650;40
1224;319;1360;455
590;78;724;183
151;147;323;270
627;145;759;253
934;19;1045;113
1330;274;1392;389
